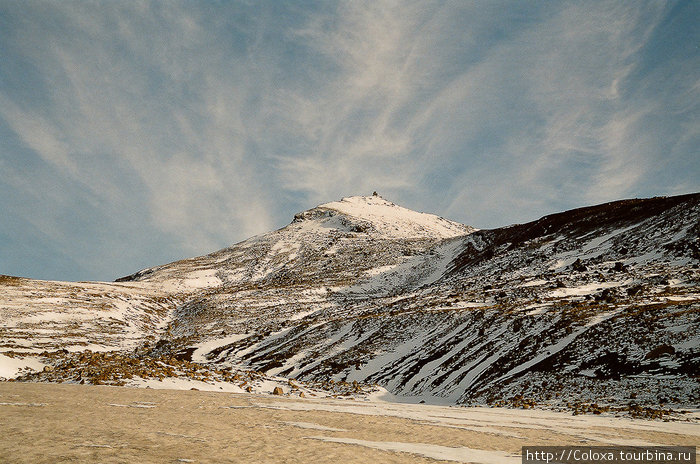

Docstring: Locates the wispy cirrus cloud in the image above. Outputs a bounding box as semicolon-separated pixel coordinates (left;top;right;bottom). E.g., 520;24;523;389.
269;0;697;225
0;0;697;280
1;1;281;278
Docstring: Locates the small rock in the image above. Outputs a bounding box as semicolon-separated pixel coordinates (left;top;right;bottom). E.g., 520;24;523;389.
272;386;284;396
645;344;675;360
572;258;587;272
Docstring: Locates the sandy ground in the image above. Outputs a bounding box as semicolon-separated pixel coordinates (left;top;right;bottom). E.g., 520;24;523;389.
0;382;697;464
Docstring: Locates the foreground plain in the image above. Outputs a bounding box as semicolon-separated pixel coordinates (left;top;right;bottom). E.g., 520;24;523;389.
0;382;697;463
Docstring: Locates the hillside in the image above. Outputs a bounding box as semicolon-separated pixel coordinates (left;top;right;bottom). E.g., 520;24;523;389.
2;193;698;417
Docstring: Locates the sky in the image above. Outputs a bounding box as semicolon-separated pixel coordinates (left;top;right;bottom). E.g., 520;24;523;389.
0;0;698;282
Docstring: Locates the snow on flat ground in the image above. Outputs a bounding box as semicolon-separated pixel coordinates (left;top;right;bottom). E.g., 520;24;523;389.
125;373;362;400
257;398;700;444
283;421;347;432
319;196;473;239
126;376;248;393
308;436;520;464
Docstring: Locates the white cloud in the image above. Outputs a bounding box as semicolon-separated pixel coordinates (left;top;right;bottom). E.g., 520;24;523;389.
271;0;681;223
0;0;696;279
0;1;278;256
273;1;441;201
437;1;678;224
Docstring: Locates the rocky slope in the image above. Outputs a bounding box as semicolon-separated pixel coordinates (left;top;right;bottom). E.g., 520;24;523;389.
1;193;698;416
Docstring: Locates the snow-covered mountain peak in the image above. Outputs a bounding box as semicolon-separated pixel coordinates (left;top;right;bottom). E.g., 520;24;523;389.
2;192;699;415
294;195;474;239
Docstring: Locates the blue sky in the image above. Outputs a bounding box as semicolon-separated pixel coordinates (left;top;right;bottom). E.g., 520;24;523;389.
1;0;698;282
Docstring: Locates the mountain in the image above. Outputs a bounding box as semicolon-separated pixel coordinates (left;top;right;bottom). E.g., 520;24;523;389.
1;193;698;417
115;194;473;288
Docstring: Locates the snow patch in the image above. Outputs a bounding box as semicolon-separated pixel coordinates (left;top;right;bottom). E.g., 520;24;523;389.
0;354;45;379
318;196;473;239
191;334;250;363
518;279;548;288
181;269;222;289
307;436;520;464
549;281;622;298
284;421;346;432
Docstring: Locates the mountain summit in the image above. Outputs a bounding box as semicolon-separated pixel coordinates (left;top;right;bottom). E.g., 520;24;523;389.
114;195;475;288
293;195;474;239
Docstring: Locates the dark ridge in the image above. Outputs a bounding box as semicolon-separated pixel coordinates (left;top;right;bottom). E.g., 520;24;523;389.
115;268;156;282
450;192;700;273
